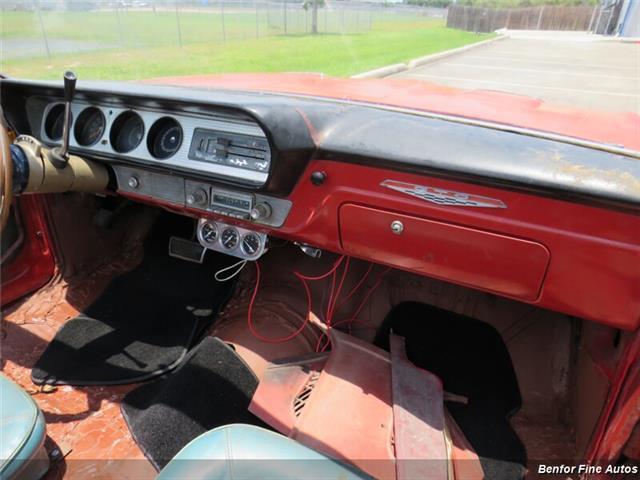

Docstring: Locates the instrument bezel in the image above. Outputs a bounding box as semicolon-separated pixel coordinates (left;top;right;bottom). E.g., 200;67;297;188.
40;100;271;186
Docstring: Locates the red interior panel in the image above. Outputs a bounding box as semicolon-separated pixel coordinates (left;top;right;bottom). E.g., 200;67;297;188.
340;204;550;301
1;195;55;306
120;159;640;331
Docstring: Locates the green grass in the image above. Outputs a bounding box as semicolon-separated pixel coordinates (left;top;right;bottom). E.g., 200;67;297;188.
1;11;492;80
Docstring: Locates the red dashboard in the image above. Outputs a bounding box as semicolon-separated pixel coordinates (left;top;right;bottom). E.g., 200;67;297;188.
4;78;638;331
122;159;640;332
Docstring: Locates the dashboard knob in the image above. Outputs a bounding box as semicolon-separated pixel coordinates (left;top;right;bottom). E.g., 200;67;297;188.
128;176;139;189
187;188;207;206
250;202;272;221
310;171;327;186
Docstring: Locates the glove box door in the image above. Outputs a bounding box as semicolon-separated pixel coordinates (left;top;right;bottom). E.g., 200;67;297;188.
339;204;550;302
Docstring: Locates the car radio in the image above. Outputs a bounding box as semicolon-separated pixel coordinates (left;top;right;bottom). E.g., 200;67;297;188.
211;191;253;215
184;180;291;227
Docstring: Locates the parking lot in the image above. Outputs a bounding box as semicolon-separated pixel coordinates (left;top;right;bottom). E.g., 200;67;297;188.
393;32;640;114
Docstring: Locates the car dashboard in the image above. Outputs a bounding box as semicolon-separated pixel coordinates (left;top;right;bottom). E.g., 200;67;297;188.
36;97;271;186
2;78;639;331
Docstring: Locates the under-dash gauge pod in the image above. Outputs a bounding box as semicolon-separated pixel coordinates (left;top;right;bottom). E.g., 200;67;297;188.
196;219;268;261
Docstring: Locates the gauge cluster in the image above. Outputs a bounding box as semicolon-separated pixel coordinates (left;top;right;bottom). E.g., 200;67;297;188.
39;100;271;186
197;218;268;260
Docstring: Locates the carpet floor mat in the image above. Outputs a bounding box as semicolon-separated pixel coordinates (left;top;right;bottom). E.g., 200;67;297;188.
375;301;527;480
32;221;234;386
121;336;267;470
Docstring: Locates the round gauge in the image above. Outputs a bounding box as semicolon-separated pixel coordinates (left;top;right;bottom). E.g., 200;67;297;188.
200;221;218;245
43;103;68;141
241;233;262;257
110;111;144;153
147;117;182;159
220;227;239;250
74;107;106;146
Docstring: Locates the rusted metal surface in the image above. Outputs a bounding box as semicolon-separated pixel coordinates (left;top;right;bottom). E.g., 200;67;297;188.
1;245;154;480
249;353;329;434
291;330;396;479
389;334;448;480
445;410;485;480
210;275;321;380
250;329;396;479
587;330;640;467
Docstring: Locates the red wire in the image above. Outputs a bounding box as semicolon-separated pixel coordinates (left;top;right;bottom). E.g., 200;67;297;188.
325;269;337;326
247;254;390;349
247;261;314;344
317;266;392;351
334;262;373;313
315;317;376;352
326;256;351;326
349;266;392;321
247;255;346;344
296;255;346;281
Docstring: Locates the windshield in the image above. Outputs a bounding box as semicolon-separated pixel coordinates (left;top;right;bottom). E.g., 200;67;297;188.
1;0;638;148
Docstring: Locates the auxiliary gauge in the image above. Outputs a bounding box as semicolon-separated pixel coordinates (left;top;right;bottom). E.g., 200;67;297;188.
241;232;262;257
221;227;239;250
199;221;218;245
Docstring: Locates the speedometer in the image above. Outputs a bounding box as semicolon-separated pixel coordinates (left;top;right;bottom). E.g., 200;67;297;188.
74;107;106;147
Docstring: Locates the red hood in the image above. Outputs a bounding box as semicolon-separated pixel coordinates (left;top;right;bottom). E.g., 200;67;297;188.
146;73;640;152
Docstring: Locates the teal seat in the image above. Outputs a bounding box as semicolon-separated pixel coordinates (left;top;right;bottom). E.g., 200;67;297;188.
0;374;49;480
157;424;371;480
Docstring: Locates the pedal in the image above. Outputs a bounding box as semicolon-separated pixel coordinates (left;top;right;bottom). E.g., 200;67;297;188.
168;237;206;264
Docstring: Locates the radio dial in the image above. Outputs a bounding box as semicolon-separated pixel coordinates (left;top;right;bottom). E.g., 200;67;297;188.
187;188;207;206
250;202;272;221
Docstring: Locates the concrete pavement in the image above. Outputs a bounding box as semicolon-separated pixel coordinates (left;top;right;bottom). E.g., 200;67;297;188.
392;32;640;114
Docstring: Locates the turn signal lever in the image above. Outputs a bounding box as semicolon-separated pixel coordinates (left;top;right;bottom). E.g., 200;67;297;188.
9;70;108;196
50;71;77;169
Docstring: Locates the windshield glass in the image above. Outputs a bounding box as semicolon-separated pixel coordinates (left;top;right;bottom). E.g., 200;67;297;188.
1;0;638;148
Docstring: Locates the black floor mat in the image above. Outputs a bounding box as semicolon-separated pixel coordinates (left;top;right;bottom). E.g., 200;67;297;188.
121;336;267;470
375;302;527;480
32;216;234;386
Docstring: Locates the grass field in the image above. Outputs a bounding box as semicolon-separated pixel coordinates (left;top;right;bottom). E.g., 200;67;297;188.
1;9;492;80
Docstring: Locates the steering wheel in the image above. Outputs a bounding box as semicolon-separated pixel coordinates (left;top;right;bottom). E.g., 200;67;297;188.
0;118;13;232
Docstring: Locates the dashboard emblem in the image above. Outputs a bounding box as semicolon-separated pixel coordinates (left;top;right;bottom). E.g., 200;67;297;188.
380;180;507;208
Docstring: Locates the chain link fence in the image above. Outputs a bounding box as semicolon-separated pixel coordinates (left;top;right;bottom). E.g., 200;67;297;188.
1;0;446;60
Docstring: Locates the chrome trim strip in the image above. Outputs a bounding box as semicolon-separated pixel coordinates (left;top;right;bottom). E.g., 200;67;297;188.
40;100;270;185
381;179;507;208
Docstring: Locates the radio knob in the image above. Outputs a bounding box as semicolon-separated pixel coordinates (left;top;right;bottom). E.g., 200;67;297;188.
250;202;272;221
187;188;207;206
127;176;139;189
